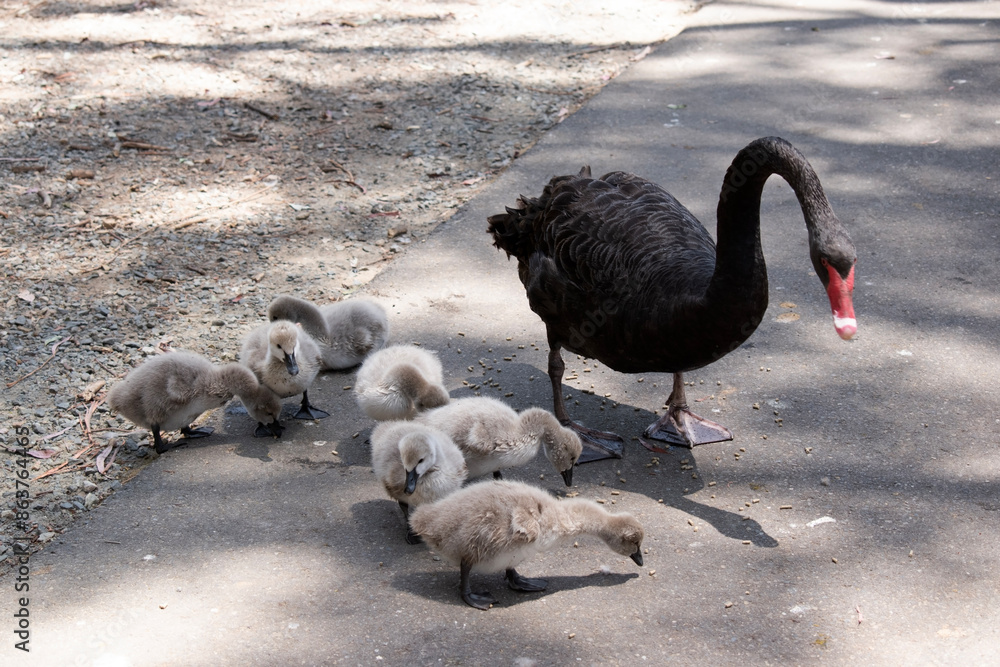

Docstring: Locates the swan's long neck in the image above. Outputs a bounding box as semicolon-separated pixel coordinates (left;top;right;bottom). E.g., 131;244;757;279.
706;137;838;344
558;499;617;539
212;363;259;400
291;303;329;342
517;408;558;447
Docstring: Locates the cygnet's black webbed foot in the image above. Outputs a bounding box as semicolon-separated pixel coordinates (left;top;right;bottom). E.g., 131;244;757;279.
642;407;733;450
180;425;214;439
463;589;499;610
254;420;284;438
564;421;624;463
461;561;498;610
405;525;423;545
399;501;422;544
151;426;171;454
294;391;330;420
505;568;548;592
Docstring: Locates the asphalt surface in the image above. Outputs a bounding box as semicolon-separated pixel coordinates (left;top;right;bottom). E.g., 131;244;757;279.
9;1;1000;664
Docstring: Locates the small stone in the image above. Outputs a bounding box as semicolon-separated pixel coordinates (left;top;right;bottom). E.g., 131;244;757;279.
0;510;14;520
820;476;830;486
59;501;75;510
725;601;733;608
38;532;56;542
84;492;98;509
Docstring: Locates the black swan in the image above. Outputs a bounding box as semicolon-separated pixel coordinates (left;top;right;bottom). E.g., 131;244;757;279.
487;137;857;461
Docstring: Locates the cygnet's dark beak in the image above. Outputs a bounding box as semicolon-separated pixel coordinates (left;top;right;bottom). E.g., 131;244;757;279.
404;468;419;494
284;352;299;376
630;549;644;567
560;467;573;487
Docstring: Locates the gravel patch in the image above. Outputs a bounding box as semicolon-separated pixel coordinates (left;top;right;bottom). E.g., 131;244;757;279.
0;0;694;569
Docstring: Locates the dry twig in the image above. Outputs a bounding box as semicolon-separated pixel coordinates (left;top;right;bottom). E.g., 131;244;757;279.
6;336;72;389
244;102;279;121
120;141;171;152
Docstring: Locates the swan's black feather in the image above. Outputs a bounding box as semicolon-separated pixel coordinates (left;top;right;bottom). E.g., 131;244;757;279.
487;137;855;375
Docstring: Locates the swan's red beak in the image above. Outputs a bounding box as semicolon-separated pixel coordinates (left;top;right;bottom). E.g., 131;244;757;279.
825;262;856;340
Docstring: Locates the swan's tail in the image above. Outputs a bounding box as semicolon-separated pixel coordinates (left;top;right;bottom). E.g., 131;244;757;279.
488;166;592;260
487;203;532;260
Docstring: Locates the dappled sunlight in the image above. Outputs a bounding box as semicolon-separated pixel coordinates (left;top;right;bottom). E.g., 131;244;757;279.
2;0;999;663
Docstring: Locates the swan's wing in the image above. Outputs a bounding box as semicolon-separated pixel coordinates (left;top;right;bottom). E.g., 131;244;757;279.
510;504;541;542
536;172;717;304
459;421;506;457
501;172;717;366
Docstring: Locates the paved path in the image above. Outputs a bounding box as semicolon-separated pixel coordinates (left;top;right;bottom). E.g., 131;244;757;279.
10;1;1000;664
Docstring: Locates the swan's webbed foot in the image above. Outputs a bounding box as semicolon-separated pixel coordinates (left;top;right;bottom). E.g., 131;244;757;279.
180;425;214;439
254;420;284;438
294;391;330;420
463;589;498;610
564;421;624;462
399;501;423;545
461;561;497;610
642;408;733;449
151;425;171;454
405;525;423;545
505;568;548;592
548;343;623;463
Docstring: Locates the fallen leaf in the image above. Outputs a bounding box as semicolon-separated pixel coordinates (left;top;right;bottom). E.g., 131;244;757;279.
775;312;800;323
96;443;116;473
18;289;35;303
27;449;58;459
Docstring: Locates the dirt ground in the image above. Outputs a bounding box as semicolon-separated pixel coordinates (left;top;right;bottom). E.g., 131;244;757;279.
0;1;694;566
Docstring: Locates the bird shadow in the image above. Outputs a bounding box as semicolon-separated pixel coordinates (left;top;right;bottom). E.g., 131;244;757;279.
668;493;777;547
561;395;779;548
392;569;640;610
233;438;275;462
441;363;780;548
